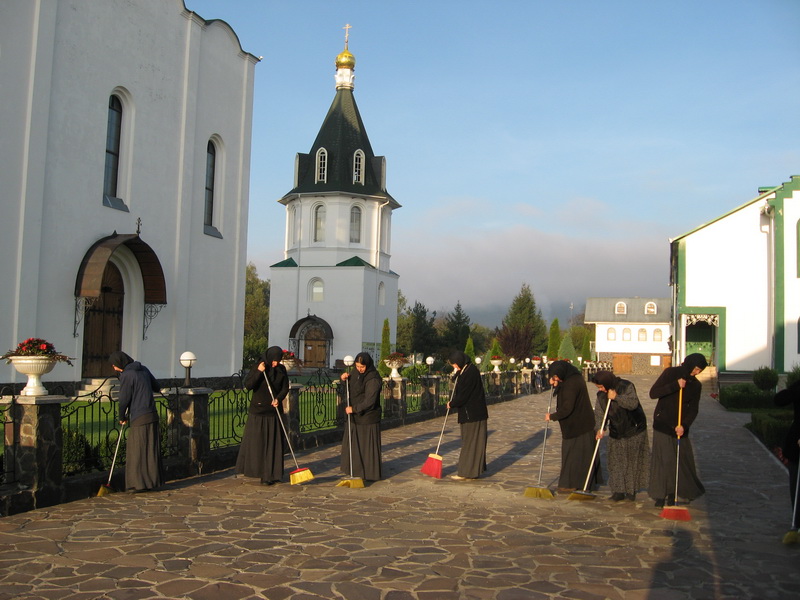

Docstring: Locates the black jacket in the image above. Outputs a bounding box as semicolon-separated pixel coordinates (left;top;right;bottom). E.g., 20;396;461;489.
245;362;289;417
549;372;595;439
449;363;488;424
649;365;701;437
346;367;382;425
118;361;160;424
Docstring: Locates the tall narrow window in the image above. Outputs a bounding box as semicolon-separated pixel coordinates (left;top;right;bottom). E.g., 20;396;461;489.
353;150;364;184
309;278;324;302
654;328;663;342
607;328;617;341
622;328;631;341
638;328;647;342
350;206;362;243
378;282;385;306
645;302;657;315
289;205;298;247
204;141;216;227
104;95;122;200
313;204;326;242
316;148;327;183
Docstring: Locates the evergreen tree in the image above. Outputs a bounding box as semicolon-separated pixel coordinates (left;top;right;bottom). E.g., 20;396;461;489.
464;336;475;362
581;325;594;360
441;301;471;356
558;334;579;363
546;318;561;360
378;318;391;377
243;262;270;369
398;301;438;357
501;284;548;355
395;290;412;353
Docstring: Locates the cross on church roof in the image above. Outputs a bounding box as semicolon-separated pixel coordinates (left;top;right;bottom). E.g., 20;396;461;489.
343;23;351;48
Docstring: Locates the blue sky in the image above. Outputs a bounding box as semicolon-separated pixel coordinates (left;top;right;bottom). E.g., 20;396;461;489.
188;0;799;327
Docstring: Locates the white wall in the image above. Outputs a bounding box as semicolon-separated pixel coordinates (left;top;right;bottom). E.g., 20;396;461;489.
594;323;670;355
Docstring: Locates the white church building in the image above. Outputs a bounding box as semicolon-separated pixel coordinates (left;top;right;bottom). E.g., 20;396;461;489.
670;175;800;374
0;0;257;384
268;34;400;368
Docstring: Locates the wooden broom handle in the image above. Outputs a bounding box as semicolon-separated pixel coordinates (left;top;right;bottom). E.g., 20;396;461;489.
677;387;683;439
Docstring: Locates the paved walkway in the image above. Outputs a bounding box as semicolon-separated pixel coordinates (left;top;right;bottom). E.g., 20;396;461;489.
1;373;798;599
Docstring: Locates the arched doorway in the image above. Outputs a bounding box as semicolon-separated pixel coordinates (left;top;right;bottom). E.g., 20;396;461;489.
82;262;124;378
289;315;334;368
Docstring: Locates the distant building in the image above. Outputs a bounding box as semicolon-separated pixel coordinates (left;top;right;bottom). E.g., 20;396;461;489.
268;34;400;368
669;175;800;373
0;0;258;384
584;297;672;375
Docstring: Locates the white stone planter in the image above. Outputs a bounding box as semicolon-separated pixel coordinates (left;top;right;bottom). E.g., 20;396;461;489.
490;359;503;373
9;356;57;396
384;359;406;379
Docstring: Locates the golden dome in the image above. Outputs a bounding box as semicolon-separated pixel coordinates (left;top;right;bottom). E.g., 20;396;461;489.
336;47;355;70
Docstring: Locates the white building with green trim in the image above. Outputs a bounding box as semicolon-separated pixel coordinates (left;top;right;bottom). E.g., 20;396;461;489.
669;175;800;374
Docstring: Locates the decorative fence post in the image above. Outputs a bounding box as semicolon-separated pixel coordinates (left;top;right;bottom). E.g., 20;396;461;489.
0;395;70;513
286;384;302;450
420;375;439;413
175;387;212;476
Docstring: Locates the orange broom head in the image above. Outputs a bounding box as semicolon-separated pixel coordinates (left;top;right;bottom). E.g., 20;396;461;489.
524;486;554;499
660;506;691;521
96;484;114;497
289;467;314;485
420;454;443;479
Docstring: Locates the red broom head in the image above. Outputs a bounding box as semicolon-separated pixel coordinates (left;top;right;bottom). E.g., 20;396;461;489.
660;506;691;521
420;455;443;479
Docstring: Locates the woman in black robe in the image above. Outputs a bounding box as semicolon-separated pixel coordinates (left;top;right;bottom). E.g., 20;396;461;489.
774;381;800;530
236;346;289;485
648;353;707;507
110;351;164;492
546;360;597;491
447;351;488;480
340;352;383;481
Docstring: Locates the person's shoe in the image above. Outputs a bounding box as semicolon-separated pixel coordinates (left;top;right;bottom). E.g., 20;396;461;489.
654;498;665;508
609;493;626;502
626;493;637;502
450;474;468;480
666;494;676;506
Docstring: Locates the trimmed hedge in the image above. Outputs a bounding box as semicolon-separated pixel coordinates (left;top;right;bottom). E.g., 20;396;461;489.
745;411;792;453
719;383;774;410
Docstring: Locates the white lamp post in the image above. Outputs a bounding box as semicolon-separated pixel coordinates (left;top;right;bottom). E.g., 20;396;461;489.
179;351;197;387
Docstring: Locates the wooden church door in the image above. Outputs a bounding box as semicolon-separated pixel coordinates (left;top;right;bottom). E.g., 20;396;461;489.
81;262;124;378
303;326;328;368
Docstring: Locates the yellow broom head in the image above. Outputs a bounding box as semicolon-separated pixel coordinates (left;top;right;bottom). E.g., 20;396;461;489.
568;490;597;501
524;486;554;499
336;477;365;488
289;467;314;485
782;530;799;545
96;484;114;497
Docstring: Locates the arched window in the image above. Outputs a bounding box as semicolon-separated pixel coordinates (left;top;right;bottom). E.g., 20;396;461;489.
313;204;325;243
103;95;123;200
654;328;663;342
607;328;616;341
315;148;327;183
615;302;627;315
309;278;324;302
378;282;385;306
289;205;298;246
353;149;365;184
622;328;631;341
204;141;216;227
638;328;647;342
645;302;657;315
350;206;362;243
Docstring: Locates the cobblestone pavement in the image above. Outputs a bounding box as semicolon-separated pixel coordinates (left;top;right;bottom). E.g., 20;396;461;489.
1;373;799;599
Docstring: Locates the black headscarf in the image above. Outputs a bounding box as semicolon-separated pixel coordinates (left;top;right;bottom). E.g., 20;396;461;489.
448;351;470;370
548;360;580;381
109;351;134;370
591;370;618;390
354;351;376;371
682;353;708;376
264;346;283;367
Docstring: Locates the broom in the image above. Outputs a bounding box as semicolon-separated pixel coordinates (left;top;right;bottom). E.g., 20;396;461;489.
660;388;691;521
524;389;556;499
781;466;800;544
568;391;612;501
97;426;124;497
337;371;364;488
264;372;314;485
421;379;458;478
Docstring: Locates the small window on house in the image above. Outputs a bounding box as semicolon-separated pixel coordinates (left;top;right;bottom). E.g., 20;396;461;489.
638;328;647;342
316;148;327;183
645;302;657;315
622;328;631;341
654;328;663;342
309;278;324;302
615;302;627;315
378;282;385;306
350;206;362;243
102;94;128;211
353;150;364;184
313;204;325;242
607;328;616;341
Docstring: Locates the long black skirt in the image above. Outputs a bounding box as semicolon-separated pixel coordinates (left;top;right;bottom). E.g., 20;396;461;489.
457;420;487;479
236;414;285;484
559;430;600;490
125;414;164;492
648;430;705;501
341;419;382;481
